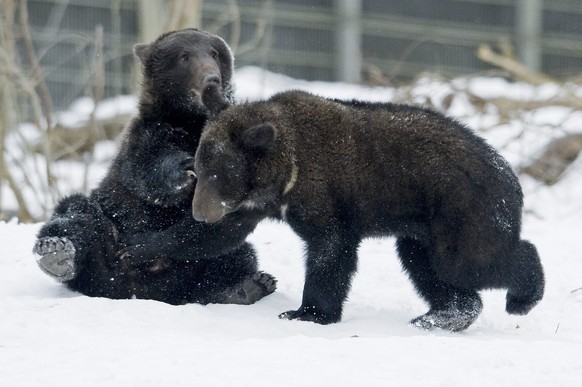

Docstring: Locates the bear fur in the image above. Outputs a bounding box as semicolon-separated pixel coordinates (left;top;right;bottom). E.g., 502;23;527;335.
191;89;544;331
33;29;275;305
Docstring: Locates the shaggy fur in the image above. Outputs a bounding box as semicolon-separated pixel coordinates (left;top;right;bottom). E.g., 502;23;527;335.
191;90;544;331
33;29;275;305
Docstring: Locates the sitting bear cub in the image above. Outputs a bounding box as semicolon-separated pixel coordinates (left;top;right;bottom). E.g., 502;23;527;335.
192;90;544;331
33;29;275;305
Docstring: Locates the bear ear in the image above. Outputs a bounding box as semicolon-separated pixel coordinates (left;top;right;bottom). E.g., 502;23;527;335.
133;43;151;64
241;123;278;153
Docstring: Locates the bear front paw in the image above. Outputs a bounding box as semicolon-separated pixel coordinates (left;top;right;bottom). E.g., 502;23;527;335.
33;237;77;282
116;242;156;267
166;157;196;192
278;306;339;325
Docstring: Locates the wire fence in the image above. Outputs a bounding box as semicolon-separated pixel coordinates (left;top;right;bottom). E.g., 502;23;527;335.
19;0;582;109
3;0;582;221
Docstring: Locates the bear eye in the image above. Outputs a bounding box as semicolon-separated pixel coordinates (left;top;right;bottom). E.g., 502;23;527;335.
210;49;218;60
181;52;190;62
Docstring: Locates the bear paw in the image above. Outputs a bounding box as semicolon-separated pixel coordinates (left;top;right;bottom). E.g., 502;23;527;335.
220;271;277;305
505;292;543;315
278;309;317;323
167;157;196;192
278;306;340;325
33;237;77;282
410;298;483;332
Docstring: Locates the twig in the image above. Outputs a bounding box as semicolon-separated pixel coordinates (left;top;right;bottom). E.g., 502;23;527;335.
477;43;555;86
83;24;105;193
18;0;54;129
18;0;60;203
0;0;33;222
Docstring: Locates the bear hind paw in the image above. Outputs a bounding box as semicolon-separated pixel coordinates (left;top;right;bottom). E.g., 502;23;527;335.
33;236;77;282
411;299;483;332
505;291;543;315
219;271;277;305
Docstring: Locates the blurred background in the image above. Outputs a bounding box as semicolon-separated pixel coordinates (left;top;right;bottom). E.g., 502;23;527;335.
1;0;581;221
7;0;582;109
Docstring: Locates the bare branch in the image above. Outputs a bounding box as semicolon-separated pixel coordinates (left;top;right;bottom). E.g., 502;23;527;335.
18;0;54;128
0;0;33;222
477;43;555;86
83;24;105;193
18;0;60;202
521;134;582;185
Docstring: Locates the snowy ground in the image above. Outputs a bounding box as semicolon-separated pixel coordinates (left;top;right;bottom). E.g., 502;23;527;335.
1;67;581;386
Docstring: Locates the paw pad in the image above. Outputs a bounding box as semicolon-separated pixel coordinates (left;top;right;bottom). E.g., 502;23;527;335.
33;237;77;281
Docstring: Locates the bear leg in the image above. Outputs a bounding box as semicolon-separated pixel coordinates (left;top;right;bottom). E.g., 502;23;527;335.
396;237;483;332
33;194;123;297
184;242;277;305
34;194;111;282
505;240;545;315
280;229;359;324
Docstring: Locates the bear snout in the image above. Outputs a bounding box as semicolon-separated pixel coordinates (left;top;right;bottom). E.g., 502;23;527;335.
192;182;228;223
203;73;221;86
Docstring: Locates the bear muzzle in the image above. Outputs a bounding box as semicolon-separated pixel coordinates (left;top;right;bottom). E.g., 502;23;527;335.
203;73;221;86
190;65;221;96
192;182;229;223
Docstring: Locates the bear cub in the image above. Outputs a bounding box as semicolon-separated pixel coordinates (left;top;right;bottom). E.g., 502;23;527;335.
192;90;544;331
33;29;275;305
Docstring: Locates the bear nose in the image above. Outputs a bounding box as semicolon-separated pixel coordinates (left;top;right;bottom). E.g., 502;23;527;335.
203;73;221;86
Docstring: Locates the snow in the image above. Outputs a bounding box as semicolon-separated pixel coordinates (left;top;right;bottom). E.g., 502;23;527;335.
1;67;582;386
56;95;138;128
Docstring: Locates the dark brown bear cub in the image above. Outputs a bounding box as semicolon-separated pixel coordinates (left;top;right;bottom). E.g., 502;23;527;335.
192;90;544;331
33;29;275;305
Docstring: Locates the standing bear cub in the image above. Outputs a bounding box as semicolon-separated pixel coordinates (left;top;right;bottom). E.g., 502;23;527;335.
33;29;275;305
192;90;544;331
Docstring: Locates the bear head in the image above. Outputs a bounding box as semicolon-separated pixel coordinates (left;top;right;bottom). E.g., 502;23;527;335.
192;102;293;223
134;28;234;118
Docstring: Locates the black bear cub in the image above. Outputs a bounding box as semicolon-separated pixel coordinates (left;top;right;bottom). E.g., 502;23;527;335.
33;29;275;305
192;90;544;331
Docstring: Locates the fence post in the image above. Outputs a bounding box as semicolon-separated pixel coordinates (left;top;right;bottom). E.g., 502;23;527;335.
516;0;542;72
335;0;362;83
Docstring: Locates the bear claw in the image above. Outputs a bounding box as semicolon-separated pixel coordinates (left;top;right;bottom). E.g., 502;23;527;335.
253;271;277;292
33;237;77;282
